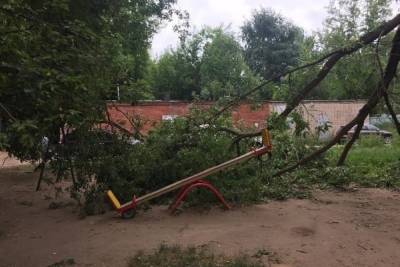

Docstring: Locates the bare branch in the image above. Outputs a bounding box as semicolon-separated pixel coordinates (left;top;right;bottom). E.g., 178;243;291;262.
100;120;132;136
375;33;400;135
110;103;146;140
383;91;400;134
280;14;400;119
212;50;344;118
273;26;400;177
337;121;364;166
211;14;400;122
0;102;17;121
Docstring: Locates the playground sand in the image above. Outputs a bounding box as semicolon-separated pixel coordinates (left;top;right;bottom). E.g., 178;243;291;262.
1;153;400;267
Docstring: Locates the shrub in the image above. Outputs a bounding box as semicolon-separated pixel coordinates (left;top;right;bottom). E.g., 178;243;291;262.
57;109;270;212
49;108;337;214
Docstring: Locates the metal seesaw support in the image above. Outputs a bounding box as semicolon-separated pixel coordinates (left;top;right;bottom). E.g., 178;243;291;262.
168;179;230;212
107;129;272;219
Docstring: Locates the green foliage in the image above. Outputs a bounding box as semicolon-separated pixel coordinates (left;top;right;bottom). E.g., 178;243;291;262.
276;0;396;102
128;244;264;267
2;0;399;217
69;109;266;209
0;0;178;160
150;27;260;100
313;0;394;100
199;28;259;100
150;49;199;100
61;109;331;212
241;8;304;82
259;121;328;199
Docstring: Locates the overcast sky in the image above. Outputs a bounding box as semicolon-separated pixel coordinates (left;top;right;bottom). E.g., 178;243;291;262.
151;0;332;57
151;0;400;58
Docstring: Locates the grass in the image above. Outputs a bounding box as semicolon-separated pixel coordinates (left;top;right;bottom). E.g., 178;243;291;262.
128;245;266;267
326;131;400;188
47;258;76;267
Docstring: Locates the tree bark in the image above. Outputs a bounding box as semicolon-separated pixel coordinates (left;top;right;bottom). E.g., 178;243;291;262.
280;13;400;119
383;91;400;135
213;14;400;140
35;159;46;191
273;26;400;177
337;121;364;166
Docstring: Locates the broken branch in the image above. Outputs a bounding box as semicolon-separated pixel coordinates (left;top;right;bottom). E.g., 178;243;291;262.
273;26;400;177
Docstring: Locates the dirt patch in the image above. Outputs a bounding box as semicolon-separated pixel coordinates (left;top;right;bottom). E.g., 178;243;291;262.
1;158;400;267
291;226;315;237
0;151;29;168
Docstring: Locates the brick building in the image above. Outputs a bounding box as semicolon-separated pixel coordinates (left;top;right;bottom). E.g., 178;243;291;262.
270;100;368;137
106;100;367;137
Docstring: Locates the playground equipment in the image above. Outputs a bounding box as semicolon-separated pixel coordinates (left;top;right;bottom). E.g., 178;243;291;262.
107;129;272;219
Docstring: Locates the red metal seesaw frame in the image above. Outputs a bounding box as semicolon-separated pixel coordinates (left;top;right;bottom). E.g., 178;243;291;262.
168;179;230;212
107;128;272;218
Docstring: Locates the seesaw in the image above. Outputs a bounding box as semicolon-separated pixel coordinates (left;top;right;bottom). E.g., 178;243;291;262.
107;129;272;219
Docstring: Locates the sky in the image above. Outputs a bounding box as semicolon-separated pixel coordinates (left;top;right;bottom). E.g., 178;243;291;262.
151;0;332;57
151;0;400;58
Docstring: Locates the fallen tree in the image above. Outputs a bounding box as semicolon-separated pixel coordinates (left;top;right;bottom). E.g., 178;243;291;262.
212;14;400;169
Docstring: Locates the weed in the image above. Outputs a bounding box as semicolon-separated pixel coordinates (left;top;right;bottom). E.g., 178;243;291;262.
16;200;33;206
327;138;400;188
48;201;75;210
357;135;385;147
47;258;75;267
128;244;265;267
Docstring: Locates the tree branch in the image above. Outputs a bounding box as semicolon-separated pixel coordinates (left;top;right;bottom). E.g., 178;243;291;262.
374;28;400;135
211;13;400;139
212;49;346;119
100;120;132;136
383;91;400;134
337;121;364;166
0;102;17;121
273;26;400;177
110;103;146;140
279;13;400;119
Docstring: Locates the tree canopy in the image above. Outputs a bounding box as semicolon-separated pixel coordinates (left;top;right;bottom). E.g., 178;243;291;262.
241;8;304;81
0;0;177;159
149;27;259;101
314;0;394;100
2;0;398;163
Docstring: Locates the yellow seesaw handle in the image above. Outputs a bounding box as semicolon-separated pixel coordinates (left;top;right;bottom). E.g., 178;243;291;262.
262;128;272;152
107;190;121;209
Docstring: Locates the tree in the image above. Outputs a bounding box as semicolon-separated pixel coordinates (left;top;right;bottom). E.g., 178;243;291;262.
199;28;259;100
0;0;178;160
213;12;400;175
364;0;393;30
150;27;259;100
241;8;304;81
314;0;394;100
150;32;203;100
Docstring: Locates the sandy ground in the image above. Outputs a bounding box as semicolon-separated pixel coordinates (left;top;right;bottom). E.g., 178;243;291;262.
1;153;400;267
0;152;28;168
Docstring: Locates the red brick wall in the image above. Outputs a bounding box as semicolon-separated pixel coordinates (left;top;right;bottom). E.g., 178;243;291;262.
106;101;270;134
231;103;270;128
105;100;366;136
